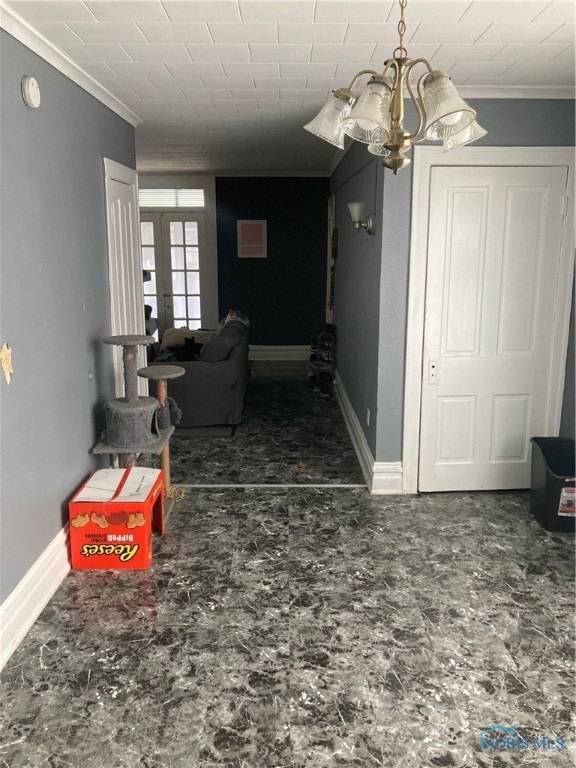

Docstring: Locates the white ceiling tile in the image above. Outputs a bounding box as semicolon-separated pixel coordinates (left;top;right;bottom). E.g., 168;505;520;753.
85;1;169;22
76;60;119;82
410;23;491;45
282;88;328;99
371;42;439;62
187;44;251;62
108;62;176;78
229;90;270;100
280;62;336;77
138;23;212;44
305;77;347;89
547;44;575;64
66;21;148;43
207;23;277;44
541;24;575;45
129;81;186;98
431;44;505;63
388;2;471;23
314;1;392;24
8;1;97;23
200;77;255;89
477;22;567;45
239;1;314;23
162;1;241;22
278;23;347;44
491;43;571;62
34;22;84;45
447;61;515;84
181;88;231;99
345;23;415;45
254;77;306;88
123;44;191;62
59;42;134;61
166;62;226;78
533;2;575;24
231;89;280;99
461;1;549;23
223;62;280;76
311;44;375;63
504;59;574;85
250;44;312;62
334;62;372;79
140;82;187;99
218;99;258;109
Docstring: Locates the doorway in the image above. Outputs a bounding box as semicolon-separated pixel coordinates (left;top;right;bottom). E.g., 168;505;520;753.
140;212;208;337
403;147;575;493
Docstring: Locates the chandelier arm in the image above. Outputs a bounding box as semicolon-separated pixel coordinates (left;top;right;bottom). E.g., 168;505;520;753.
403;58;434;142
344;68;381;92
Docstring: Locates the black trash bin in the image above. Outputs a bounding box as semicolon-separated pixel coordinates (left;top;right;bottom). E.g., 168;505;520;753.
530;437;576;533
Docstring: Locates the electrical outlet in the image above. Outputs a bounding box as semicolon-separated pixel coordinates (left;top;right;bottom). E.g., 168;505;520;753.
366;408;371;426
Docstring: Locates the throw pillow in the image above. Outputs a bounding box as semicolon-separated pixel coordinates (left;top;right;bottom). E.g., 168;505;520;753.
199;323;242;362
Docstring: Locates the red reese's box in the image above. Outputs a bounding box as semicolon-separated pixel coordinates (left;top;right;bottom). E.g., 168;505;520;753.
68;467;163;570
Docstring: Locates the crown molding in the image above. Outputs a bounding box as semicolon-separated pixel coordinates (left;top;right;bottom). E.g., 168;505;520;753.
0;1;141;127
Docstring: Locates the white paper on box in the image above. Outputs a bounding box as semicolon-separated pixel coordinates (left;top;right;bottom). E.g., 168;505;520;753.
74;469;125;502
73;468;161;503
116;468;162;501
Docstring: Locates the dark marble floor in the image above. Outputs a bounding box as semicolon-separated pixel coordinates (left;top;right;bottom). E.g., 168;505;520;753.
1;379;574;767
157;376;365;486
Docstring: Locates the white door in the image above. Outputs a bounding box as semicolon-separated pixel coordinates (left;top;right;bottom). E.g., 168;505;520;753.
140;213;207;336
419;165;570;491
104;159;147;397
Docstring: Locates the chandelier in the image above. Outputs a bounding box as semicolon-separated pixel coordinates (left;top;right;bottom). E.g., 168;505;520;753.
304;0;486;174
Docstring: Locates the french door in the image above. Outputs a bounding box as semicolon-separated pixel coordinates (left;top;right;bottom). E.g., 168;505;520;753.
140;212;207;336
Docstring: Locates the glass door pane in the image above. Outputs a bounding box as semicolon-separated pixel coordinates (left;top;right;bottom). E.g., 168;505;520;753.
140;212;207;336
139;215;165;338
169;219;201;330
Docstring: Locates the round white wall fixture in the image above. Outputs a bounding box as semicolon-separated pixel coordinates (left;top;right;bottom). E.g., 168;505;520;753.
21;76;41;108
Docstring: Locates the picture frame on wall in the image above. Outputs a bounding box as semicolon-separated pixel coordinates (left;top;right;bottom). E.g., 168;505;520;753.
237;220;267;259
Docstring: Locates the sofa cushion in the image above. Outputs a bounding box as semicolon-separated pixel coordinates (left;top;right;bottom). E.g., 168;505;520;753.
199;323;242;362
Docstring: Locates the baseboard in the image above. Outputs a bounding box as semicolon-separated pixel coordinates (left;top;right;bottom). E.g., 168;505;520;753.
334;372;373;488
249;345;310;361
371;461;404;494
0;525;70;672
334;371;403;494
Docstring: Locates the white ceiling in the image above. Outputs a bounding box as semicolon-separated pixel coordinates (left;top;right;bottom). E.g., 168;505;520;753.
4;0;575;174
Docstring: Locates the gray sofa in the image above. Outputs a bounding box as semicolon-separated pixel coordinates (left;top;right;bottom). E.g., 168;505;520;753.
159;320;250;427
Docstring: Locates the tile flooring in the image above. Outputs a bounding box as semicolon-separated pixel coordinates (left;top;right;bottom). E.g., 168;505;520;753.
1;377;574;768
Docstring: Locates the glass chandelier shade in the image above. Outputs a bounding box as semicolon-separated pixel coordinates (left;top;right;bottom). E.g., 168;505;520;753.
303;93;354;149
422;74;476;140
367;142;390;157
443;120;488;151
340;79;393;144
302;0;485;174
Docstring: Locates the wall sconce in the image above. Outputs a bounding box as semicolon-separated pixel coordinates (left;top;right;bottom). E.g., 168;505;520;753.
347;202;373;235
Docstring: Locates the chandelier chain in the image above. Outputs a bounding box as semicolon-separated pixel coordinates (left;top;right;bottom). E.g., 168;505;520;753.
397;0;407;57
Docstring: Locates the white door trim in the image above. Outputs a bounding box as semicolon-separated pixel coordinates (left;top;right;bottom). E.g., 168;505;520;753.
403;146;575;494
103;158;147;397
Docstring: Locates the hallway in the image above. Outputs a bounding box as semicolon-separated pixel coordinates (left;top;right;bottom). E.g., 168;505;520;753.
1;379;574;767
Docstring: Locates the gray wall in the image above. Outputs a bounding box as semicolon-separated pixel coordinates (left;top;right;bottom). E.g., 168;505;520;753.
331;152;384;455
0;32;135;601
331;99;575;462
